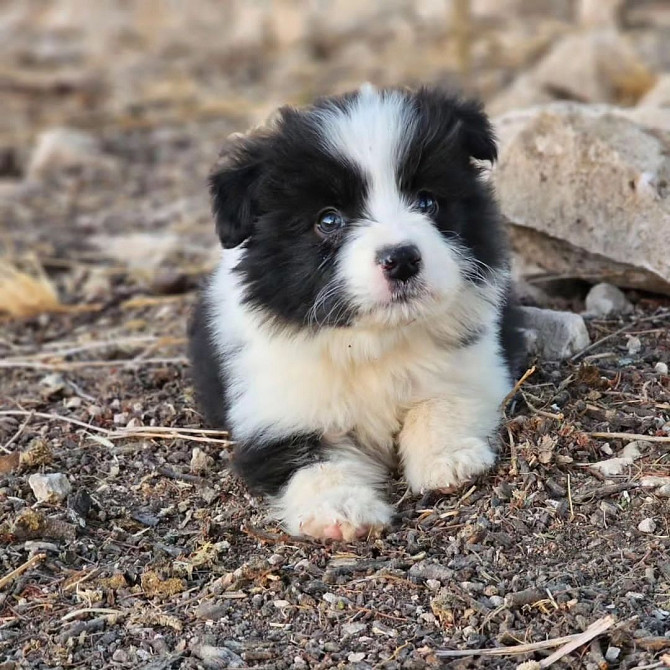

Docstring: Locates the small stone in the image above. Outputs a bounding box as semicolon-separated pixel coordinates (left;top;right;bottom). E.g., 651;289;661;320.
195;602;228;620
627;336;642;355
200;487;218;504
640;476;670;489
274;600;290;608
372;621;397;637
657;484;670;497
584;282;633;317
605;646;621;662
408;560;453;583
489;595;505;607
518;307;591;361
323;592;350;608
113;412;129;426
348;652;365;663
190;447;213;474
28;473;72;503
426;579;441;591
68;488;92;518
111;649;129;663
638;518;656;534
342;623;366;637
655;361;669;375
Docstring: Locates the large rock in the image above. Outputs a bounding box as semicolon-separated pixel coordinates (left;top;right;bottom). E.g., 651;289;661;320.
494;102;670;295
489;29;655;115
637;73;670;107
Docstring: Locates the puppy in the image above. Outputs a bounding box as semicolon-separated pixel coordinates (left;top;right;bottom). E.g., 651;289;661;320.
189;85;521;541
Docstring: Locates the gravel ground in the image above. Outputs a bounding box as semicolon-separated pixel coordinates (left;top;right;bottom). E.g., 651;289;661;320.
1;3;669;668
0;118;669;670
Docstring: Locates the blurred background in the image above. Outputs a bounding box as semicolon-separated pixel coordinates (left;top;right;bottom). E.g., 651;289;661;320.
0;0;669;318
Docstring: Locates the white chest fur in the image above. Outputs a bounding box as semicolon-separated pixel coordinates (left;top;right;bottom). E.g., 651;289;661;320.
206;251;510;458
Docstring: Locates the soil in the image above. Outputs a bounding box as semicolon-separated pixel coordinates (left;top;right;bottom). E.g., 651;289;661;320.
1;3;669;669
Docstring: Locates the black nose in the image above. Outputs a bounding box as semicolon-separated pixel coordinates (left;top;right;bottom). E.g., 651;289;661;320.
377;244;422;282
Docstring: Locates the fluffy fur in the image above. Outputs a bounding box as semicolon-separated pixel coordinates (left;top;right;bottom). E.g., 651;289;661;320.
189;85;522;540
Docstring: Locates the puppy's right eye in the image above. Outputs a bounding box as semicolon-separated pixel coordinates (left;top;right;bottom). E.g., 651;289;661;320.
315;209;345;237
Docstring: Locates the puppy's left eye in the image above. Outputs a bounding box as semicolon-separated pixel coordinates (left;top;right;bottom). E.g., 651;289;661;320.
315;208;345;237
415;191;438;216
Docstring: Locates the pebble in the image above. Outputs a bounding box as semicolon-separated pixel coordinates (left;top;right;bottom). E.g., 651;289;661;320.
638;518;656;534
627;336;642;355
348;652;366;663
113;412;129;426
408;560;454;583
584;282;633;317
28;473;72;503
342;623;367;636
190;447;213;474
111;649;129;663
322;592;350;608
605;646;621;662
655;361;669;374
372;621;397;637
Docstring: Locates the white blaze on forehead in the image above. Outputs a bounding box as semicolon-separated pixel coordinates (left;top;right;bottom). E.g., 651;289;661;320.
316;85;417;223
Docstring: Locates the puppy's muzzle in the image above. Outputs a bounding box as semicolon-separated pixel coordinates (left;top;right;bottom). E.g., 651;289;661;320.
377;244;422;283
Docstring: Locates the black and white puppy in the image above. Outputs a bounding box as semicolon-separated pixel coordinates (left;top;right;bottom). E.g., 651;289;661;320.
189;85;521;541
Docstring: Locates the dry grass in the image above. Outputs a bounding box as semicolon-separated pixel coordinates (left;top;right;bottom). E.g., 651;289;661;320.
0;258;63;318
0;257;101;319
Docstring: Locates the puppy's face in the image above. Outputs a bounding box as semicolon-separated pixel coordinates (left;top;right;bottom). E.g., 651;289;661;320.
210;86;505;330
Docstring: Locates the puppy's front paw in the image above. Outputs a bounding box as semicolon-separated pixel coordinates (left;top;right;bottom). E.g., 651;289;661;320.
405;437;497;494
276;475;393;541
296;486;392;541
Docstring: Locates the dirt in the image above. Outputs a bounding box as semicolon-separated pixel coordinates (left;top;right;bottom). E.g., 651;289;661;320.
1;2;669;669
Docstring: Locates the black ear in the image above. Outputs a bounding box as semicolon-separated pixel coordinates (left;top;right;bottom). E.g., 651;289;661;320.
455;98;497;163
209;134;265;248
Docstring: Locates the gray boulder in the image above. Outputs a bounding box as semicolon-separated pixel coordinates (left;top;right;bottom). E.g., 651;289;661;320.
494;102;670;295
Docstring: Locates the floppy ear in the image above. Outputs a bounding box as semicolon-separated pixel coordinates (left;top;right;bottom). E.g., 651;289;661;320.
454;97;498;163
209;134;265;248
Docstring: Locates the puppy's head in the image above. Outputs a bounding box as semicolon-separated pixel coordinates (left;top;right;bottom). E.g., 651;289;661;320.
210;85;506;330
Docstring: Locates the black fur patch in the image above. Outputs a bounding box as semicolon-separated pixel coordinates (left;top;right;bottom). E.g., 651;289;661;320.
233;432;326;495
398;88;506;285
187;297;228;427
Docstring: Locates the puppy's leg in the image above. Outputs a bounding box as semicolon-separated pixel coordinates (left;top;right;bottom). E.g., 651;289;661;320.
399;397;498;493
234;434;393;540
275;454;393;541
398;340;509;493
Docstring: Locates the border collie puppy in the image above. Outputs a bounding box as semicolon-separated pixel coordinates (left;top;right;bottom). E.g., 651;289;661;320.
189;85;521;541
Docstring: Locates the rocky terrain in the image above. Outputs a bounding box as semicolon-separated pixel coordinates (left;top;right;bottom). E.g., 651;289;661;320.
1;1;669;668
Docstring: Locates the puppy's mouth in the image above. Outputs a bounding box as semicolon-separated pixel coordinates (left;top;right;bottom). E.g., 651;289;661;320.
387;278;426;304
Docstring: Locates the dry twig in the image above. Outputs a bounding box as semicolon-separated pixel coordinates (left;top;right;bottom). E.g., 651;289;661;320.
501;366;536;413
0;553;46;590
437;615;615;664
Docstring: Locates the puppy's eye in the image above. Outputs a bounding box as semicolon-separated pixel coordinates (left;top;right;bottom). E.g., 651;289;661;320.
316;208;345;237
415;191;438;216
